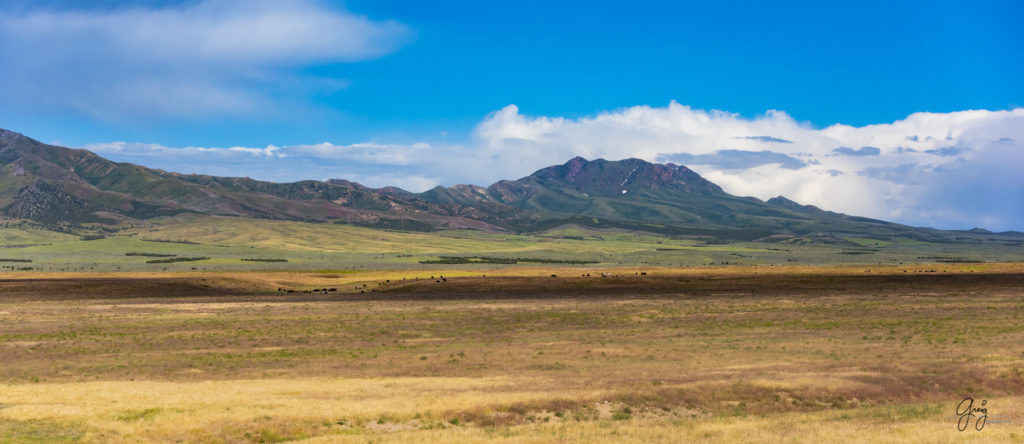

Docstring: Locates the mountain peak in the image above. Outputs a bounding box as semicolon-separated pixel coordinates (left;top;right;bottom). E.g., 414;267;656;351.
524;156;722;197
767;195;826;214
561;155;591;180
766;195;800;208
0;130;972;237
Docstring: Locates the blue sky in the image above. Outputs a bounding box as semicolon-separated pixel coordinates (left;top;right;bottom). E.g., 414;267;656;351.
1;0;1022;230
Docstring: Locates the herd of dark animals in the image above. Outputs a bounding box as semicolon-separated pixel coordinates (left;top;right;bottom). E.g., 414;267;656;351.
273;271;652;294
278;287;338;294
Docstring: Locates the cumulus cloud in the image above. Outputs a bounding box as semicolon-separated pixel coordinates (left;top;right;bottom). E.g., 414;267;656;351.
84;103;1024;231
0;0;411;119
468;104;1024;230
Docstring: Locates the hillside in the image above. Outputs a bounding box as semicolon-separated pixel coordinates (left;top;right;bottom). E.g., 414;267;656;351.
0;129;520;231
418;157;951;241
0;128;1017;243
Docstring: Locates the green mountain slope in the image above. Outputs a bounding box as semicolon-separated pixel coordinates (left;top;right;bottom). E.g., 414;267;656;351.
0;129;510;230
0;128;1013;243
414;156;940;240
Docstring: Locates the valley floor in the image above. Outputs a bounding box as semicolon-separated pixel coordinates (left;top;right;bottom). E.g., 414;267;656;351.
0;266;1022;442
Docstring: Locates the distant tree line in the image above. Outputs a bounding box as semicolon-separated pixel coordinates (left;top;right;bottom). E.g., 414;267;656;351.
145;257;209;264
141;239;199;245
917;256;983;263
420;256;598;265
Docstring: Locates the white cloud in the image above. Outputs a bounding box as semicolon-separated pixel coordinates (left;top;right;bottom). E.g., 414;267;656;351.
88;141;287;158
0;0;411;118
464;104;1024;231
84;104;1024;231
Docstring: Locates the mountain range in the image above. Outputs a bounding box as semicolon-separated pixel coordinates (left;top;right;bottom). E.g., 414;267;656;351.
0;128;1011;242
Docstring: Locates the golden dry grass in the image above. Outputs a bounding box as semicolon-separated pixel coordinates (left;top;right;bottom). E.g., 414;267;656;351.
1;377;596;442
1;266;1022;442
2;381;1020;443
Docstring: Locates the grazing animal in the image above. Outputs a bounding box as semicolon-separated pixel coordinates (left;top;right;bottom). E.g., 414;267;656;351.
551;274;557;278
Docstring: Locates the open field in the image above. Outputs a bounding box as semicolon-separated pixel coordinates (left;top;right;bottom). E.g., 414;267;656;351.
1;266;1023;442
2;215;1023;272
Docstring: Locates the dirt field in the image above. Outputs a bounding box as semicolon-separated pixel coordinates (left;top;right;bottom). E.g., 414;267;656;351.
1;266;1022;442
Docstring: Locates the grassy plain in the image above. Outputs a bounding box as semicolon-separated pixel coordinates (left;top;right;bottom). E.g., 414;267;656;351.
2;214;1023;272
1;266;1023;442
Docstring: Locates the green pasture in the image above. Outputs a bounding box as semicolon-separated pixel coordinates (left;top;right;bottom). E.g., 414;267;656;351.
0;215;1022;272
